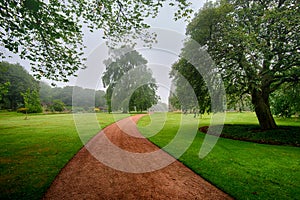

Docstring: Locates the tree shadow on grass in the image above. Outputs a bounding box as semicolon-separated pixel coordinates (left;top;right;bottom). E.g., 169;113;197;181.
199;125;300;147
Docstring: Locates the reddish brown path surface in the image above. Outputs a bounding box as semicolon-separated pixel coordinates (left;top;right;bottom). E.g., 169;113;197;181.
43;115;232;200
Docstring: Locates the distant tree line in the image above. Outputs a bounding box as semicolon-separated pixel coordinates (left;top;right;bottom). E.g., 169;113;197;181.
0;62;39;111
0;62;107;112
39;82;107;112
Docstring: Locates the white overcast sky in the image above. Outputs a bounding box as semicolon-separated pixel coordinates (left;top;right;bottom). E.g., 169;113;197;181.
3;0;207;103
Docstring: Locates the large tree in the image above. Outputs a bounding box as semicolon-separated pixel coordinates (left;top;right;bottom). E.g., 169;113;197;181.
102;46;159;113
0;0;192;81
184;0;299;130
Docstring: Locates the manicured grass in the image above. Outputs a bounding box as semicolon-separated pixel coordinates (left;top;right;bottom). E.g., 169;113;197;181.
138;112;300;200
1;111;299;199
0;112;128;200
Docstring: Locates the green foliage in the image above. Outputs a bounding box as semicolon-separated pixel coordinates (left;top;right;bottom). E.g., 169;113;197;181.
50;99;65;112
39;82;107;109
72;87;106;108
170;58;211;113
0;81;10;102
21;89;43;113
201;124;300;146
271;83;300;117
227;94;253;112
129;83;159;112
39;81;53;104
102;46;159;113
169;95;181;110
0;0;192;81
0;62;39;110
181;0;300;129
127;65;160;112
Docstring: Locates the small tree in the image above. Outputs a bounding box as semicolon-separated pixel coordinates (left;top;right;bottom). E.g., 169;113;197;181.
21;89;42;119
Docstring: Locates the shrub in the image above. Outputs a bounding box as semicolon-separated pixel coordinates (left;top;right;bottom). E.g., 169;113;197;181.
50;100;65;112
17;107;28;114
94;108;100;112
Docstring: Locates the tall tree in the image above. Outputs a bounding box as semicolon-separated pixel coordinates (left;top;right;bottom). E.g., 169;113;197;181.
185;0;299;130
1;0;192;81
102;46;159;113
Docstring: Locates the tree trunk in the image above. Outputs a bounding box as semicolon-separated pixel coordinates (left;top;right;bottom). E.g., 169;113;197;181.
251;90;277;130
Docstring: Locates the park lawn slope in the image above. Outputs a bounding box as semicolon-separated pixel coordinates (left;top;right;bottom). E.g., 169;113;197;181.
138;112;300;200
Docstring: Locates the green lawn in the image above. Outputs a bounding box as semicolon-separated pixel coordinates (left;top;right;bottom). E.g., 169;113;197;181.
0;112;128;200
1;111;299;199
138;112;300;200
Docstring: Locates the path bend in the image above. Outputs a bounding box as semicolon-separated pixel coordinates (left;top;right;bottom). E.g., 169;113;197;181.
43;114;232;200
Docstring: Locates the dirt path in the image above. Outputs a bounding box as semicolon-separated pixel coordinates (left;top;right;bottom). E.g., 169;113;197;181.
43;115;232;200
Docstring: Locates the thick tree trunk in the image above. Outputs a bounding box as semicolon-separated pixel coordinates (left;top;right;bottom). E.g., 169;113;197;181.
251;90;277;130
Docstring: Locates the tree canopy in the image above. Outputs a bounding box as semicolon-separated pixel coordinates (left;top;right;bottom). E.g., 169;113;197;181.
0;82;10;103
128;67;159;112
176;0;299;129
102;46;159;113
39;82;107;108
21;88;43;113
170;57;211;114
270;82;300;118
1;0;192;81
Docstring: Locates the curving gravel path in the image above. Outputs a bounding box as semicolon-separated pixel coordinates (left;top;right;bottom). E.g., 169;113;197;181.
43;114;232;200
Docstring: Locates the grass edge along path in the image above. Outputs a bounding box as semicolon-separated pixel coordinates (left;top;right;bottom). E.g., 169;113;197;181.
0;112;128;200
137;112;300;200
